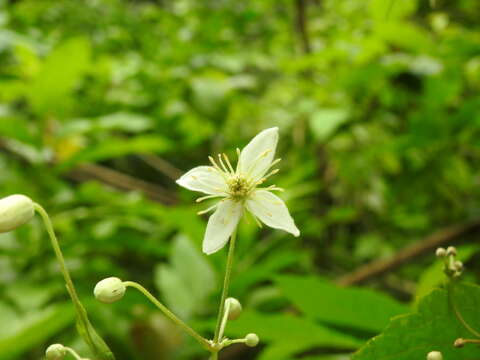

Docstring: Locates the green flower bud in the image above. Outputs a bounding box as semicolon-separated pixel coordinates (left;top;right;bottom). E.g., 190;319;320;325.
245;333;259;347
225;297;242;320
0;194;34;233
427;351;443;360
94;277;126;303
46;344;67;360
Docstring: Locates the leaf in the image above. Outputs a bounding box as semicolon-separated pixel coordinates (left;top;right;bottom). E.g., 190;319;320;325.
155;235;216;318
309;109;349;141
0;303;76;360
28;37;91;117
276;275;409;333
227;311;362;360
353;283;480;359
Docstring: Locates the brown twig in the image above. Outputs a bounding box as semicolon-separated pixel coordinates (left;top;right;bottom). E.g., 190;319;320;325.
68;163;177;205
138;154;182;180
337;220;480;286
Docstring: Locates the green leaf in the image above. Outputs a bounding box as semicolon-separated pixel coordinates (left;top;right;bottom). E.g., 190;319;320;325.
276;275;409;333
155;235;216;318
28;37;91;117
227;311;362;360
309;109;349;142
353;283;480;359
0;303;76;360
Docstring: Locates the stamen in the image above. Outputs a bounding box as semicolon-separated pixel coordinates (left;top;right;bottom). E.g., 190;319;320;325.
245;149;272;175
217;154;230;173
236;148;241;157
197;204;218;215
223;153;235;174
263;168;279;179
196;194;224;203
209;156;222;171
265;185;284;192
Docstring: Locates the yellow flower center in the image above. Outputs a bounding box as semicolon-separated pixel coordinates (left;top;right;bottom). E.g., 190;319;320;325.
227;175;251;200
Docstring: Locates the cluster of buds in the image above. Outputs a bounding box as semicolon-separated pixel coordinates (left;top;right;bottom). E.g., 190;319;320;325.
436;246;463;278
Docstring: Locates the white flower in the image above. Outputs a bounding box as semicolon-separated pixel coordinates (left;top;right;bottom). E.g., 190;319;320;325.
176;127;300;255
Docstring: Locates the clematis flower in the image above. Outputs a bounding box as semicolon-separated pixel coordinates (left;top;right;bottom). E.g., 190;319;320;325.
176;127;300;255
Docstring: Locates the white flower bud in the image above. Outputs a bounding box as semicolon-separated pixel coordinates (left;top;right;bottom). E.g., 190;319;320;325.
225;297;242;320
446;246;457;256
0;194;34;233
454;260;464;272
94;277;126;303
427;351;443;360
245;333;259;347
46;344;67;360
435;248;446;257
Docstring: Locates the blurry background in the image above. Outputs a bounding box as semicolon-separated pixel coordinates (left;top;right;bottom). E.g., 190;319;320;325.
1;0;480;359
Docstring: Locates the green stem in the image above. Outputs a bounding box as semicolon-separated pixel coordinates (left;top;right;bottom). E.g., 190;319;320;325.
210;352;218;360
447;280;480;338
213;228;238;344
123;281;211;350
34;203;115;360
65;347;84;360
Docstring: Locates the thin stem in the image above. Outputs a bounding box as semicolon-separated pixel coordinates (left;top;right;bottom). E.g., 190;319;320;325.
65;347;83;360
33;203;81;304
218;299;231;341
34;203;115;360
122;281;211;350
213;228;238;344
448;280;480;338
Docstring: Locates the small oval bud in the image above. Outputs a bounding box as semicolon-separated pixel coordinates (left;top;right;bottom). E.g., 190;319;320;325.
94;277;126;303
454;338;466;348
0;195;34;233
46;344;67;360
245;333;259;347
454;260;464;271
435;248;446;257
446;246;457;256
225;297;242;320
427;351;443;360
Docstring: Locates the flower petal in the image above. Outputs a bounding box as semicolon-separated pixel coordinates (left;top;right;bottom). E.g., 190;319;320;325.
246;189;300;237
203;199;243;255
176;166;227;195
238;127;279;181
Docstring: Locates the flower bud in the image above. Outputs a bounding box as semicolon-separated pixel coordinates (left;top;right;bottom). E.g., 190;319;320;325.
427;351;443;360
446;246;457;256
245;333;259;347
0;195;34;233
46;344;67;360
225;297;242;320
435;248;446;257
454;260;464;272
94;277;126;303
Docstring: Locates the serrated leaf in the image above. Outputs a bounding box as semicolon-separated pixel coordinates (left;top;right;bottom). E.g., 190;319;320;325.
353;283;480;360
276;275;409;333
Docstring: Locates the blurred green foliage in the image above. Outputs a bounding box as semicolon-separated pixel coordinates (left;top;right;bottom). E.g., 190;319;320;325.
1;0;480;359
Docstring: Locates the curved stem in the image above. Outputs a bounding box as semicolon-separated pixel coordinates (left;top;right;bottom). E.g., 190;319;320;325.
447;280;480;338
218;300;231;342
65;347;83;360
123;281;211;350
34;203;115;360
33;203;81;304
213;228;238;344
